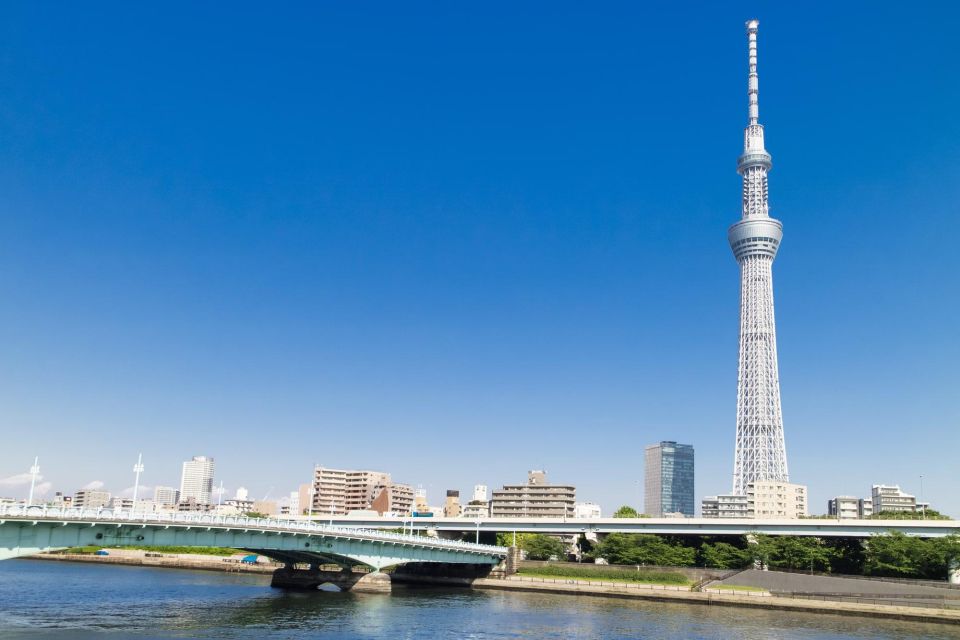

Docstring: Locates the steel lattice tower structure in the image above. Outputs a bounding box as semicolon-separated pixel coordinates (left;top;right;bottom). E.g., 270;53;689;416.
729;20;789;496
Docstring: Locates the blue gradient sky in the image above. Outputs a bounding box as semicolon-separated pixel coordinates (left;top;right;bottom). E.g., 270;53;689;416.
0;3;957;515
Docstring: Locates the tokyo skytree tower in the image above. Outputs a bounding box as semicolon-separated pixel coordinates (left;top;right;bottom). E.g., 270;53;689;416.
729;20;789;496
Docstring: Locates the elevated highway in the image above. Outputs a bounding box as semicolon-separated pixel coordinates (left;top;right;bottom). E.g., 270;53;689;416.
307;515;960;539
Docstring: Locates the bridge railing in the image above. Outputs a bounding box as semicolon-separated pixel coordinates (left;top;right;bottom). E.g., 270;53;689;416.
0;505;506;556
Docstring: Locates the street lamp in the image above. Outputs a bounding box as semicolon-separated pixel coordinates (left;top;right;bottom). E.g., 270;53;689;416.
131;453;144;513
475;519;481;544
920;475;926;520
27;457;40;507
307;486;315;519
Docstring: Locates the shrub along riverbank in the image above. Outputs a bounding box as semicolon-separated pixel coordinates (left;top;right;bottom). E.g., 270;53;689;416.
517;564;690;585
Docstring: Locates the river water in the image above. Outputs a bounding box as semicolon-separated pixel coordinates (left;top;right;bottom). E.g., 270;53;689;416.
0;560;957;639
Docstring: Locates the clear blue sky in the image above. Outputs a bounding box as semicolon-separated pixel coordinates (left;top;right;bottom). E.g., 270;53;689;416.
0;3;957;515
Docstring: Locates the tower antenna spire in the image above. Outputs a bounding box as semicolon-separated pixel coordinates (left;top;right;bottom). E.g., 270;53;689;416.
746;19;760;125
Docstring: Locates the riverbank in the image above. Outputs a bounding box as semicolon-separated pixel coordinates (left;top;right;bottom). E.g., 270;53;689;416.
31;550;280;574
473;575;960;626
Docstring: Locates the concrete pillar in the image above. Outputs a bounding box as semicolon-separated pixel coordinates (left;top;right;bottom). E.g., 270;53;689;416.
504;546;521;576
351;571;392;593
949;560;960;585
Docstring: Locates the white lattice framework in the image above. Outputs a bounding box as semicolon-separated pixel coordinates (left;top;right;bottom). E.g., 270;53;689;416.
728;20;789;496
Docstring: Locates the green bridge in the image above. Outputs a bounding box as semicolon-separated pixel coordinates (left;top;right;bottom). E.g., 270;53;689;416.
0;506;509;592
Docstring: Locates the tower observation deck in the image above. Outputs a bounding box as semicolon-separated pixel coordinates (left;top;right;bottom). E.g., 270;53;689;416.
728;20;789;496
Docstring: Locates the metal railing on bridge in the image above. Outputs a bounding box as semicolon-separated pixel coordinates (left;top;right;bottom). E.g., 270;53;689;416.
0;505;506;556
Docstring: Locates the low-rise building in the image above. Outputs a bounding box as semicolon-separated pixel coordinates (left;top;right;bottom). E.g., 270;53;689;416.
462;501;489;518
573;502;602;519
153;486;180;506
828;496;860;519
73;490;111;510
701;494;750;518
490;471;575;518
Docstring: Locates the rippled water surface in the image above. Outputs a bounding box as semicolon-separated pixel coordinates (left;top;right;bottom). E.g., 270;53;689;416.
1;560;958;639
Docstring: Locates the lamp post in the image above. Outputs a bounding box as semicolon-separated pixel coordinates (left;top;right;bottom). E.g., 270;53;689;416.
475;519;481;544
131;453;144;513
217;481;225;508
307;486;315;519
27;457;40;507
920;475;925;520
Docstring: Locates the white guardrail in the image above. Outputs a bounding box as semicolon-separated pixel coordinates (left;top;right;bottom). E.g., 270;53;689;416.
0;504;507;556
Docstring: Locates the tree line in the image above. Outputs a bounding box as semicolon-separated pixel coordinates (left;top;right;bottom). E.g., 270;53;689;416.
500;531;960;580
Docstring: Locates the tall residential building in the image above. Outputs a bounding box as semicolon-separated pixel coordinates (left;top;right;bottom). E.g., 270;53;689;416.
490;471;575;518
871;485;917;514
73;489;111;509
444;490;463;517
153;486;179;505
644;441;695;517
179;456;215;505
310;466;413;516
729;20;791;496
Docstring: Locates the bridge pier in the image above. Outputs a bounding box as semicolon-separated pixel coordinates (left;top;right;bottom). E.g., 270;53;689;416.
270;565;392;593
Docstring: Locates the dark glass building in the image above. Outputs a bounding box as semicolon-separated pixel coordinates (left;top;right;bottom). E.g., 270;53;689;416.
644;441;695;517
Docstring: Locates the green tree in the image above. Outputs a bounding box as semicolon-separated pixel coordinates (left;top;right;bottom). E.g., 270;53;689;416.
594;534;696;567
520;534;567;561
751;536;834;572
612;505;640;518
699;542;752;569
871;509;951;521
824;537;866;575
865;532;960;579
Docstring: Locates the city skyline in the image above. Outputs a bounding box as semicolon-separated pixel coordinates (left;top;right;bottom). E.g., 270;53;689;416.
0;5;957;516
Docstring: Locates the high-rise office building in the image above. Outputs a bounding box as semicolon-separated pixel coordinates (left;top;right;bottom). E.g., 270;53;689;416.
179;456;215;505
729;20;791;496
644;442;695;517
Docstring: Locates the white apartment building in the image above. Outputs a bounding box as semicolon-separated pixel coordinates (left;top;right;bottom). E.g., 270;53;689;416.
701;494;750;518
472;485;488;502
748;481;807;519
179;456;215;505
872;485;917;514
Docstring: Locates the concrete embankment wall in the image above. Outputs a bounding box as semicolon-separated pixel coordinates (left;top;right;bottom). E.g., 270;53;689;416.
472;577;960;626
